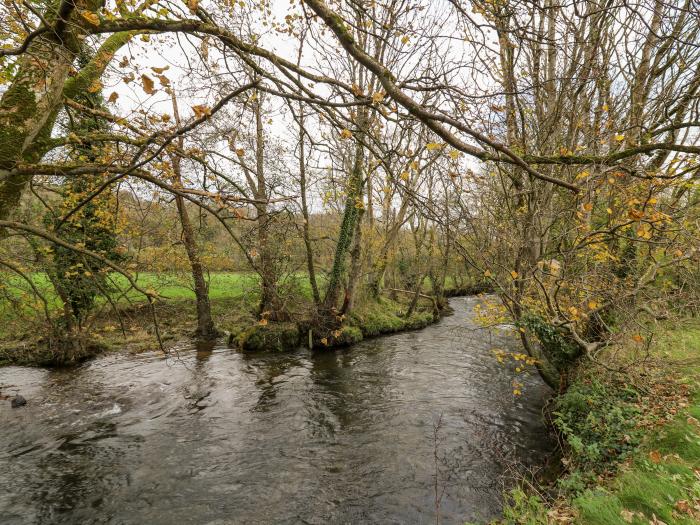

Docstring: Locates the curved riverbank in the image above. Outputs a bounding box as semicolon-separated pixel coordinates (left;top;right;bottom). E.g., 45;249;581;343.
0;296;553;524
1;284;486;367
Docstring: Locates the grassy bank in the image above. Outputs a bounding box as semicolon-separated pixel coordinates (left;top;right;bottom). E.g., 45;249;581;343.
0;271;451;366
494;319;700;524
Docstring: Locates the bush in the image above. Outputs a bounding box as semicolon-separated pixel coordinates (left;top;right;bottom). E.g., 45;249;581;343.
553;380;642;481
520;314;582;372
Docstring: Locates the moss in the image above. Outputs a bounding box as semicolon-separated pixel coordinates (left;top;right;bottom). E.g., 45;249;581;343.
236;322;300;352
348;297;436;337
334;325;363;345
351;299;405;336
0;336;106;367
404;310;435;330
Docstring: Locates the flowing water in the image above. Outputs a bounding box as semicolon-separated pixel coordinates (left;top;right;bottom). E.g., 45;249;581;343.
0;297;553;524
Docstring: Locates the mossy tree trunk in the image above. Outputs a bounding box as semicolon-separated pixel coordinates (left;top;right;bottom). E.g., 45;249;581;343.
0;21;132;223
322;107;368;314
0;0;94;221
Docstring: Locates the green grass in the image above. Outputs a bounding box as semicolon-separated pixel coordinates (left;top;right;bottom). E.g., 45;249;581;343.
0;270;322;314
571;320;700;524
491;319;700;525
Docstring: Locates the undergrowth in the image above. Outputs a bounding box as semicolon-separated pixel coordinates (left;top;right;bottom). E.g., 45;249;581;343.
489;319;700;525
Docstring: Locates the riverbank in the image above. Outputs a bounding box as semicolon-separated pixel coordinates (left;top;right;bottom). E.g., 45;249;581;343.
495;318;700;524
0;274;481;366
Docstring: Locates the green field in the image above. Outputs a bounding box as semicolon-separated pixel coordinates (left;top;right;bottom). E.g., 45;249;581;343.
0;271;319;308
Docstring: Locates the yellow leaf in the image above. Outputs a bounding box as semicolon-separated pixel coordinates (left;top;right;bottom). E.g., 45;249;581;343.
87;79;102;93
401;35;410;44
151;66;170;74
399;171;409;181
425;142;443;151
141;74;156;95
606;207;613;214
340;128;353;139
449;150;460;160
258;318;268;326
371;91;384;104
615;134;625;142
484;270;492;277
510;270;518;279
583;202;593;212
588;301;598;310
321;337;328;346
632;334;644;343
80;10;100;25
191;104;211;118
235;148;245;157
187;0;198;11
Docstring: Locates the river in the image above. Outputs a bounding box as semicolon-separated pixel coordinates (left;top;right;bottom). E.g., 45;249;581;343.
0;296;553;524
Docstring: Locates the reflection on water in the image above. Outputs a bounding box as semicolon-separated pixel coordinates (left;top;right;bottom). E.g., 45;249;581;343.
0;297;553;524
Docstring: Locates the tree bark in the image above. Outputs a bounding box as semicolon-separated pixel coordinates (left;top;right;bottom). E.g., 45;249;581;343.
171;93;216;339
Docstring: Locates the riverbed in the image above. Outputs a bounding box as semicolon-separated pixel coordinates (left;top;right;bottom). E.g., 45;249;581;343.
0;296;553;524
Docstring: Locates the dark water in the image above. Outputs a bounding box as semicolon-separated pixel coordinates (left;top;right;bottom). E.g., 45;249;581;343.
0;297;553;524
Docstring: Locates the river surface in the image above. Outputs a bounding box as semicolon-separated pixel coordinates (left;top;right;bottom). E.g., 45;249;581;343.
0;297;553;524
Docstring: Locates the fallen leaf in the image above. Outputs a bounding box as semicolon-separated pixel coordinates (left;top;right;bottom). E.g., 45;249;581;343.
649;450;661;463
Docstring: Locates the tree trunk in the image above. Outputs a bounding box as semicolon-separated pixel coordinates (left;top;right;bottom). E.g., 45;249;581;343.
323;108;367;312
171;93;216;339
1;28;133;223
252;92;284;320
341;207;364;315
297;104;321;306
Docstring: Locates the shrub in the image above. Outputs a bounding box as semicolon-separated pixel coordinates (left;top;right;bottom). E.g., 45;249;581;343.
553;380;642;481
